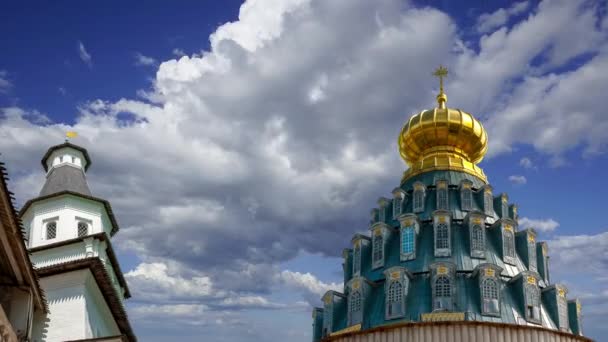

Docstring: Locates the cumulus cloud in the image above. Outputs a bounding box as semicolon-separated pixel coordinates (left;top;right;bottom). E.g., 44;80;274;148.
476;1;529;34
518;217;559;232
508;175;527;185
0;70;12;93
78;41;92;67
2;0;608;339
172;48;186;57
519;157;534;169
134;52;157;66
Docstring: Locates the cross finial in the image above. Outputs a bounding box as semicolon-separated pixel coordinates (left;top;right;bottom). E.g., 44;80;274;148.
432;65;448;108
433;65;448;93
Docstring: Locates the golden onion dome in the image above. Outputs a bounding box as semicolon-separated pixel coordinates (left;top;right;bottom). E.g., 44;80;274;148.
398;66;488;183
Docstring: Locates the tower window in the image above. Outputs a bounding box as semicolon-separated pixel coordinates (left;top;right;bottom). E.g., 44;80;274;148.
461;185;472;211
436;181;448;210
46;221;57;240
387;281;404;318
501;198;508;218
379;207;386;222
471;223;485;258
503;228;515;263
484;190;493;215
353;244;361;276
401;226;415;255
436;223;449;249
349;290;362;325
434;276;452;311
558;295;569;330
528;238;537;272
393;197;402;219
77;221;88;237
59;156;64;163
481;278;500;315
372;233;383;268
524;283;541;323
413;183;425;213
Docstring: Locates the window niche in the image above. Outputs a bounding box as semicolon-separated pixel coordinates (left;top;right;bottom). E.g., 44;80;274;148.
433;211;451;257
524;275;541;323
370;223;390;269
377;197;390;223
467;212;486;259
495;194;509;219
321;291;346;335
430;262;456;312
77;221;89;237
392;188;407;219
475;264;503;317
495;220;517;265
352;235;370;277
435;180;449;210
516;229;538;272
536;242;550;284
347;277;371;327
509;204;519;221
542;284;570;332
460;180;473;211
384;267;410;320
412;182;426;213
398;214;418;261
482;185;493;216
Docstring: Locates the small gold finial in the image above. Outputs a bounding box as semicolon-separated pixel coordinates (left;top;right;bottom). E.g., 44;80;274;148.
433;65;448;108
66;131;78;142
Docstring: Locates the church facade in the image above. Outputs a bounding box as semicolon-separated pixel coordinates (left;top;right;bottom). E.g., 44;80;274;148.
312;68;590;342
0;140;136;342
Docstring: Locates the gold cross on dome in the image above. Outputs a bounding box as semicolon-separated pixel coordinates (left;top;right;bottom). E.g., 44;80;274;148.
433;65;448;93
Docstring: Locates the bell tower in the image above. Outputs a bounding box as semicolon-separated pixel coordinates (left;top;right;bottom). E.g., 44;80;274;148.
19;134;136;341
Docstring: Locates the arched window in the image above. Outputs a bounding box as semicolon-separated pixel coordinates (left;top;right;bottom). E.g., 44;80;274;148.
503;229;515;261
387;281;404;318
524;283;541;322
46;222;57;240
484;191;493;215
558;296;569;330
393;197;402;218
501;201;508;218
401;226;415;255
481;278;499;315
528;240;537;271
349;290;362;325
353;244;361;276
471;224;485;252
434;276;452;311
436;181;448;210
413;184;425;213
436;223;449;249
372;234;383;267
461;186;472;211
77;221;88;237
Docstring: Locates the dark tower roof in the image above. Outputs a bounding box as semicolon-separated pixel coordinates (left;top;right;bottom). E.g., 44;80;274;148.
41;141;92;172
39;165;92;197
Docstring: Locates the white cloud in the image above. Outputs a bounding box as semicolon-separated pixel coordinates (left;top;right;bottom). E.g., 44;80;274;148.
134;52;157;66
476;1;529;34
58;87;67;96
78;41;92;67
172;48;186;57
518;217;559;232
519;157;534;169
2;0;608;339
278;270;341;304
0;70;12;93
508;175;527;185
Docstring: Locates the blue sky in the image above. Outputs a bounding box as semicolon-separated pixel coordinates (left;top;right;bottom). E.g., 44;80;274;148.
1;1;608;341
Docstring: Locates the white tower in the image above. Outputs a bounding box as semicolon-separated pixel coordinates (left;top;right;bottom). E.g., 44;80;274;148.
20;141;136;341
